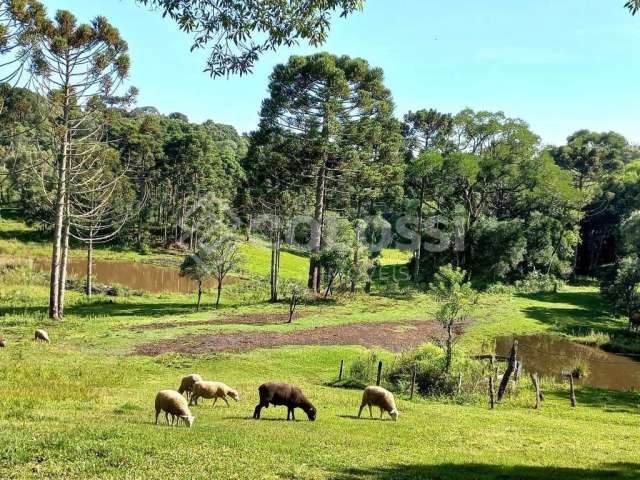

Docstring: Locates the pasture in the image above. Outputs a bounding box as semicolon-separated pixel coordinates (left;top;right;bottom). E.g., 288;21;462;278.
1;217;639;480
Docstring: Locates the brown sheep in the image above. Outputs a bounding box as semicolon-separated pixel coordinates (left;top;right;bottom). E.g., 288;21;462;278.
154;390;195;428
34;329;50;343
0;336;5;348
358;386;399;421
253;382;316;421
178;373;203;400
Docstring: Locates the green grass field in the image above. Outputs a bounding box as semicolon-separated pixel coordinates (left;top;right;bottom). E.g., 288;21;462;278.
1;216;639;479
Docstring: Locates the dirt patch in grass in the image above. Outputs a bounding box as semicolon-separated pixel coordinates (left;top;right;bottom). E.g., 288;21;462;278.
133;320;458;355
132;312;304;331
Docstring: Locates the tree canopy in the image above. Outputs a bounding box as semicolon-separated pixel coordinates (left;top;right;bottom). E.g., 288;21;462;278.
136;0;364;77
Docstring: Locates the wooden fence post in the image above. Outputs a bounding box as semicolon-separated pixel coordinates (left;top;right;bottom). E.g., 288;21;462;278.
456;371;463;396
569;374;577;407
489;375;495;409
376;361;383;386
338;360;344;381
497;340;518;402
410;364;417;399
530;372;542;409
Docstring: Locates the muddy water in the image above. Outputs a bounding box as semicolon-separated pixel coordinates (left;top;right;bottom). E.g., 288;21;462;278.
30;257;230;294
496;335;640;391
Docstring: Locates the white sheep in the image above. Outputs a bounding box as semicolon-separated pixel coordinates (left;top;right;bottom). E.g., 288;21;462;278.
358;386;399;421
154;390;195;428
178;373;203;400
190;381;240;407
34;329;50;343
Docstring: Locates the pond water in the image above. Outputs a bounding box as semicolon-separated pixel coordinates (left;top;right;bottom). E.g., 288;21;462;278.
495;334;640;391
30;257;229;294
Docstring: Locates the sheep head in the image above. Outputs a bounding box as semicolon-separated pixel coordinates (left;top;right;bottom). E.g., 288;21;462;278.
182;415;195;428
304;405;317;421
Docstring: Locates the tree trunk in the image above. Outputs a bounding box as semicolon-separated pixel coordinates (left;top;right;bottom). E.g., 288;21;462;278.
351;220;361;293
308;162;326;293
57;206;70;318
196;280;202;311
215;281;222;308
444;321;454;373
49;78;71;319
413;179;426;281
497;340;518;402
270;221;281;303
86;237;93;297
245;215;252;242
288;293;298;323
324;272;335;299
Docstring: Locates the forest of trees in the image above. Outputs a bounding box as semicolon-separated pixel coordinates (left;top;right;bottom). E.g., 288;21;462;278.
0;0;638;319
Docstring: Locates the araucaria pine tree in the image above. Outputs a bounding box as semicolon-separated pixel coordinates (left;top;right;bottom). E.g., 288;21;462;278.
7;3;132;318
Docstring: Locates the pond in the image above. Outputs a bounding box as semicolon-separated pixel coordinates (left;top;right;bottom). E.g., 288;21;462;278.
29;257;233;294
495;334;640;391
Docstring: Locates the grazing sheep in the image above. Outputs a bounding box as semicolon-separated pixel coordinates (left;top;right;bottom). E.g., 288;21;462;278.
178;373;203;400
154;390;195;428
253;382;316;421
190;381;240;407
0;336;5;348
34;329;50;343
630;312;640;332
358;386;399;421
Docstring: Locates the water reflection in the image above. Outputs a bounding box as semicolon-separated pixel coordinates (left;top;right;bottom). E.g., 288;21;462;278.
496;334;640;391
30;257;234;294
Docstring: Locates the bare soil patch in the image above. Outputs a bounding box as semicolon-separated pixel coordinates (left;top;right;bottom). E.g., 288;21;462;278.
132;313;303;331
133;320;458;356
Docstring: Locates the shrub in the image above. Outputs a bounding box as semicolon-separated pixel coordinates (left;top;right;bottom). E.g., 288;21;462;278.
347;351;383;387
344;344;486;399
514;271;565;293
485;282;515;295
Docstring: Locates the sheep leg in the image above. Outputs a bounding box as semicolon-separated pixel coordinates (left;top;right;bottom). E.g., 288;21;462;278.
223;397;230;408
155;409;160;425
357;403;365;419
164;412;170;425
253;404;262;419
212;397;218;408
368;405;373;419
380;408;384;420
291;408;296;421
287;408;291;420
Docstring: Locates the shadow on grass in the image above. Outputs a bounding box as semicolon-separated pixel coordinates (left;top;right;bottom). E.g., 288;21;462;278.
0;296;283;319
0;302;198;319
573;387;640;413
331;463;640;480
519;290;618;336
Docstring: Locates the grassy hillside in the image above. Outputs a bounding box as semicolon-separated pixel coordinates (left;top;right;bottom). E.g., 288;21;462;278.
1;215;639;479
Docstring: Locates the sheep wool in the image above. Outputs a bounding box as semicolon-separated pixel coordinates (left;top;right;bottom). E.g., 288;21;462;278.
358;386;399;421
190;381;240;407
34;329;50;343
178;373;203;400
154;390;195;428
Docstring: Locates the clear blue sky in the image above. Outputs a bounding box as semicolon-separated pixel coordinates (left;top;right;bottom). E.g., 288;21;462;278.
43;0;639;145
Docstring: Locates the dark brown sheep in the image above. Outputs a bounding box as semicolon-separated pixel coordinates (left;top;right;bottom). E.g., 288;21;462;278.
0;336;5;348
253;382;316;421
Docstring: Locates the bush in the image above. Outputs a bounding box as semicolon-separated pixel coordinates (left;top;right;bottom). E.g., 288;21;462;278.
485;282;516;295
514;271;564;293
343;344;487;399
347;351;383;387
